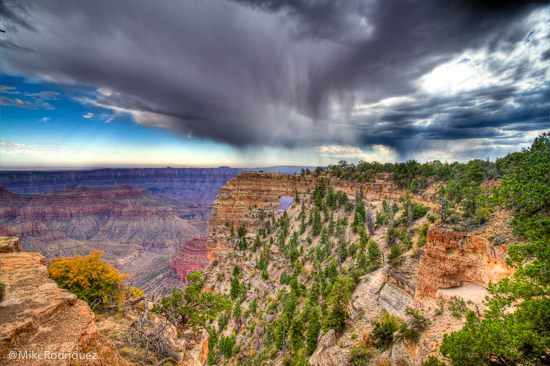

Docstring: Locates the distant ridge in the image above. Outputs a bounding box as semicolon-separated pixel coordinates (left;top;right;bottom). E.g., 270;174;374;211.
0;166;314;203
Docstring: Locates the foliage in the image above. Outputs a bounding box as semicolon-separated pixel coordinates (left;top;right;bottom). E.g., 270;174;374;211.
306;307;321;355
422;356;447;366
219;334;237;358
387;243;402;264
349;342;373;366
238;225;247;238
48;250;129;308
370;312;403;349
437;133;550;365
367;239;382;269
155;272;231;330
323;275;355;332
448;296;467;318
289;313;305;353
230;276;240;299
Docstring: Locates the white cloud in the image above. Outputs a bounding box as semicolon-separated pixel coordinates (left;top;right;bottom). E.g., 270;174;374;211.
40;117;50;123
0;141;47;156
83;112;94;118
313;144;397;163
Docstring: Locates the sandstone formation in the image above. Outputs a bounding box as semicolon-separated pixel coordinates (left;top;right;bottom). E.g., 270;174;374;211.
207;172;396;261
415;227;512;300
171;238;209;282
0;237;127;365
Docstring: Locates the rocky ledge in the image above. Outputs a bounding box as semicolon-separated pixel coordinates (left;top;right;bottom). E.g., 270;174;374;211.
0;236;127;365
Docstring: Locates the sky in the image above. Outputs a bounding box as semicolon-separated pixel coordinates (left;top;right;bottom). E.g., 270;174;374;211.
0;0;548;169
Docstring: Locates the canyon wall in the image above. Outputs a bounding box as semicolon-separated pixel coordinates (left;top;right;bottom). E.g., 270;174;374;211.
171;238;209;282
0;185;208;254
207;172;316;260
415;227;512;300
207;172;397;261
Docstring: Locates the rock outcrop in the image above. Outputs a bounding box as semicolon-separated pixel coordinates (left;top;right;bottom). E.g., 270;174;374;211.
415;227;512;300
207;172;316;260
206;172;396;261
171;238;209;282
0;237;127;365
309;329;349;366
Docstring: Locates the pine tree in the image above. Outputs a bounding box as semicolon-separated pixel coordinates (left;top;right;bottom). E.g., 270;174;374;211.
388;243;401;264
230;276;240;299
289;313;305;353
324;275;355;332
306;307;321;355
356;247;367;270
312;209;322;236
367;240;382;269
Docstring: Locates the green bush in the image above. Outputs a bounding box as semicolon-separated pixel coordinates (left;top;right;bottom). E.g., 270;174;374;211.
349;342;373;366
370;312;403;349
448;296;467;318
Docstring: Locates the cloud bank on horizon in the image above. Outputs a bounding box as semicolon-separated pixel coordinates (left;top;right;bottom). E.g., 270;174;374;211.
0;0;548;166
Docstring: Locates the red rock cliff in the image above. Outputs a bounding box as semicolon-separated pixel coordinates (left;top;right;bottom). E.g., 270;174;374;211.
415;227;512;299
171;238;209;282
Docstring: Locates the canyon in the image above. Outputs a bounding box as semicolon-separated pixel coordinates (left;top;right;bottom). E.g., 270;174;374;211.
0;169;523;365
0;185;210;294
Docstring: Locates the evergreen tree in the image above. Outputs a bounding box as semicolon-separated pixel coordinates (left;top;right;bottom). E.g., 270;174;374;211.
312;209;322;236
356;247;367;271
230;276;240;299
275;313;290;350
324;275;355;332
388;243;401;264
289;313;305;353
367;239;382;268
306;307;321;355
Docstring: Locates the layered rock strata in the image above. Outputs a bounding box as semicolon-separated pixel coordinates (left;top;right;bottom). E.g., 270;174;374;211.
0;185;208;255
171;238;209;282
207;172;396;261
415;227;511;299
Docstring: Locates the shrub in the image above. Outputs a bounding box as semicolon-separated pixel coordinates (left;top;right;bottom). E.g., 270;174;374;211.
448;296;467;318
349;342;373;366
48;250;128;308
387;243;402;264
416;223;429;247
422;356;447;366
370;312;403;349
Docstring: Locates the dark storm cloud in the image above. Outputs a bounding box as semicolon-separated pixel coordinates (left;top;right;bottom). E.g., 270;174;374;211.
0;0;547;159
